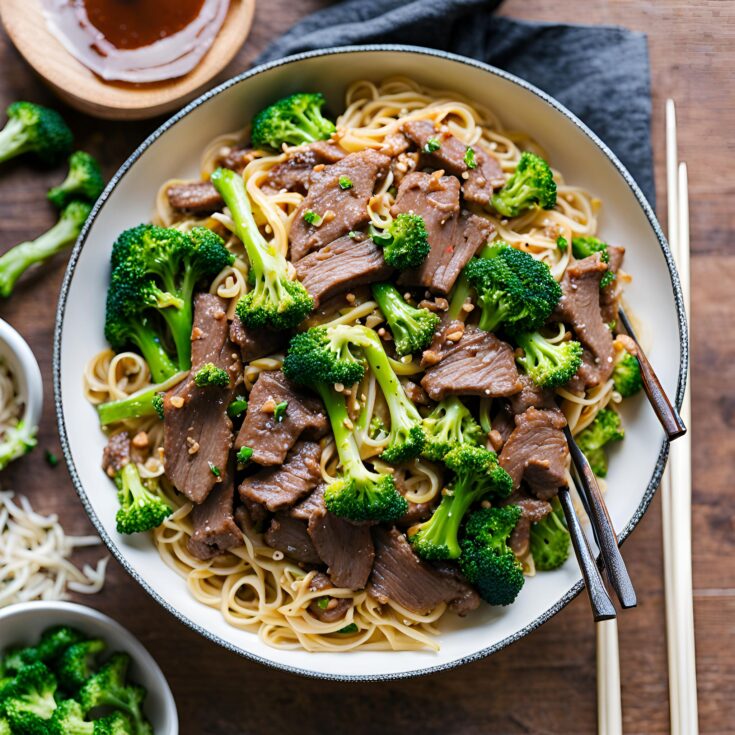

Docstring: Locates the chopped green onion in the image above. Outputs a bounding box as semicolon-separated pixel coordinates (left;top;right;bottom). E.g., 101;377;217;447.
236;446;253;464
337;623;358;634
208;462;221;478
464;146;477;169
316;597;330;610
338;176;353;190
227;396;248;419
556;235;568;251
303;209;323;226
423;138;441;153
347;231;360;239
45;450;59;467
273;401;288;423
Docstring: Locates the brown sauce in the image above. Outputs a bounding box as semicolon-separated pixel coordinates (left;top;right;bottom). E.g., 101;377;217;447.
82;0;207;50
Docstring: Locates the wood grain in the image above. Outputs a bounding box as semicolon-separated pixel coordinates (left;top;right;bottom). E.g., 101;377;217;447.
0;1;733;733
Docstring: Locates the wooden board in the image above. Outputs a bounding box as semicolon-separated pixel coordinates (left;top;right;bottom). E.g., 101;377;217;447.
0;0;255;120
0;1;733;732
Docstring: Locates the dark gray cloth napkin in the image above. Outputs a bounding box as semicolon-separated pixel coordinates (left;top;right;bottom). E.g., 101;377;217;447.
257;0;655;207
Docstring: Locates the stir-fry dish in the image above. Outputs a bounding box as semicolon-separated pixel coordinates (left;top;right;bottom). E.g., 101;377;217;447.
86;78;643;652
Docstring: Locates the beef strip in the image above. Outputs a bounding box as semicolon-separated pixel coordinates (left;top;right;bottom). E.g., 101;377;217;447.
187;458;243;560
101;432;130;477
421;324;521;401
235;370;328;466
234;498;269;532
166;181;223;214
555;253;615;388
289;149;391;261
430;562;481;616
308;572;352;623
290;483;326;521
379;132;411;157
229;315;285;363
507;373;557;415
238;441;322;512
368;527;479;614
164;294;241;504
600;245;626;325
295;235;392;307
217;146;257;173
402;119;505;204
499;407;569;500
262;141;346;195
264;513;321;565
505;494;552;557
392;172;493;294
308;507;375;589
490;406;515;450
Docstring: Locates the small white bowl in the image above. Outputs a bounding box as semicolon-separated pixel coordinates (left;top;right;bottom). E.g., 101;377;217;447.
0;318;43;435
0;601;178;734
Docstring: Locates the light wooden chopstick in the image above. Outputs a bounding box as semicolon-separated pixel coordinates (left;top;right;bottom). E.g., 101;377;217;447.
662;99;699;735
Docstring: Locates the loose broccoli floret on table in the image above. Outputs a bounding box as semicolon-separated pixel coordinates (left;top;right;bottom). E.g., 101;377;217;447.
48;151;105;208
0;101;73;165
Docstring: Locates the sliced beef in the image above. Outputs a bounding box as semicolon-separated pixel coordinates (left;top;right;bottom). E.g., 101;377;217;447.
308;572;352;623
295;235;392;307
262;141;346;195
238;441;322;512
289;149;391;261
290;483;326;521
431;562;481;616
102;432;130;477
167;181;222;214
505;495;552;557
403;380;431;407
235;370;328;466
164;294;241;504
555;254;615;388
308;507;375;589
264;513;321;565
393;172;493;294
234;498;269;532
379;132;411;157
402;119;504;204
187;459;242;560
507;373;557;415
600;245;625;325
368;527;479;614
229;315;285;363
421;324;521;401
218;146;257;173
491;406;515;450
499;407;569;501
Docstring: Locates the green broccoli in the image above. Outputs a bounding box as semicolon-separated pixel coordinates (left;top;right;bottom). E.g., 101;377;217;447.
421;396;484;462
613;351;643;397
114;460;172;535
572;235;615;288
1;662;58;732
251;92;336;150
371;213;430;269
282;325;407;522
459;505;525;605
211;167;313;329
193;362;230;388
0;101;73;165
371;283;439;356
57;639;105;692
462;243;562;334
530;497;570;571
515;331;583;388
48;151;105;208
106;224;233;379
446;240;499;320
409;445;513;560
491;151;557;218
96;372;186;426
1;626;84;675
575;408;625;477
0;419;37;471
77;653;152;735
0;716;10;735
0;199;91;298
49;700;133;735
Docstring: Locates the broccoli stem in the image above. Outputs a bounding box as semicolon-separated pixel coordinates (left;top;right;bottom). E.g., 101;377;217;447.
97;371;187;425
447;241;499;320
128;320;178;384
0;118;25;163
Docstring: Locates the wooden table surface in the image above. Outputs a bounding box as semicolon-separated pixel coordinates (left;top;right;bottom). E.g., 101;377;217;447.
1;1;732;733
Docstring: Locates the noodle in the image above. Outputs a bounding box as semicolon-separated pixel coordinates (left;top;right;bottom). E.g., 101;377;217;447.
84;77;622;652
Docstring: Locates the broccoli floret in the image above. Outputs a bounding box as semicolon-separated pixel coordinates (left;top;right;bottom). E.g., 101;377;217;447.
0;199;91;298
572;235;615;288
575;408;625;477
371;213;430;269
459;505;525;605
371;283;439;356
48;151;105;208
106;224;233;378
421;396;483;462
193;362;230;388
491;151;557;218
613;351;643;397
530;497;570;571
251;92;336;150
211;167;312;329
1;662;57;732
1;627;84;676
114;461;172;535
0;419;37;471
152;394;164;420
0;101;73;165
462;243;562;334
0;716;10;735
56;639;105;692
77;653;152;735
96;373;186;426
49;700;133;735
515;331;583;388
283;326;407;522
409;445;513;560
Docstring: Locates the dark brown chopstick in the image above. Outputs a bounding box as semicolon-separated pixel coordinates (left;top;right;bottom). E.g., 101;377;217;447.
617;307;687;441
564;427;638;609
557;486;617;622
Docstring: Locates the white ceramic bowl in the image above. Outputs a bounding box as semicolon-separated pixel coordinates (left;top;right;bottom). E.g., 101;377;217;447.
0;318;43;437
53;46;687;680
0;601;178;733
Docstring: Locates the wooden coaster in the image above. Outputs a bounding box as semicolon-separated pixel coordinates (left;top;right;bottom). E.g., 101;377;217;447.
0;0;255;120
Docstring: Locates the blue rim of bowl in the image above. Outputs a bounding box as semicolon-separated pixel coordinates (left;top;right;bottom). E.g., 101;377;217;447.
53;44;688;682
